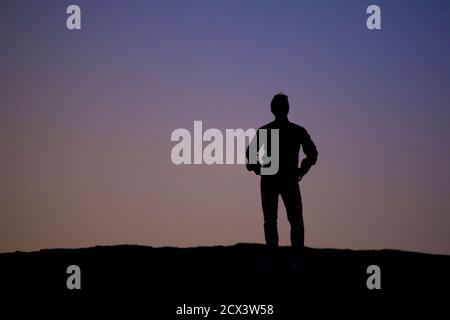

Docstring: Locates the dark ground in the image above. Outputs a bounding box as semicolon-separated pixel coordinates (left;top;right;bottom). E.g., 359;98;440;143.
1;243;449;317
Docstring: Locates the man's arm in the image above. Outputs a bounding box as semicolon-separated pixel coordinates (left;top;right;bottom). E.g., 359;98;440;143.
246;130;261;175
298;128;318;180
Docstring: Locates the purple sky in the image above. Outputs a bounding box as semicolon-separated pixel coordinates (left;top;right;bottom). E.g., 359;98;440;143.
1;0;449;254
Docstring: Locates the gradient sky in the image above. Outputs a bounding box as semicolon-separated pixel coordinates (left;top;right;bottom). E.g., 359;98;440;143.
1;0;449;254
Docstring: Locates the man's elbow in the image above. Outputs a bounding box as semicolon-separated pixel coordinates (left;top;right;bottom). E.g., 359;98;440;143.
309;150;318;166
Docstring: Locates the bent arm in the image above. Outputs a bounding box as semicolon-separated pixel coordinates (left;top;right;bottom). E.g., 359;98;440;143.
246;131;261;174
298;129;318;178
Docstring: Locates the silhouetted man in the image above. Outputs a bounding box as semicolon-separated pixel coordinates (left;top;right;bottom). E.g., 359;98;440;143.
246;93;318;255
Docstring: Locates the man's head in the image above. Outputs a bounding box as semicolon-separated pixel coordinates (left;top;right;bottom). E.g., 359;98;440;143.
270;93;289;119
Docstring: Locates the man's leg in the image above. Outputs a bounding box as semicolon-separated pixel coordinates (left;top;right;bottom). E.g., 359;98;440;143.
260;176;279;248
281;179;304;249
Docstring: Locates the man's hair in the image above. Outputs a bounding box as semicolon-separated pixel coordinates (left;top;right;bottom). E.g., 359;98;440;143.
270;92;289;115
